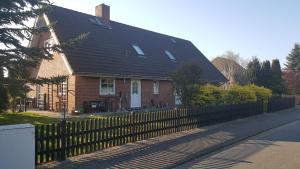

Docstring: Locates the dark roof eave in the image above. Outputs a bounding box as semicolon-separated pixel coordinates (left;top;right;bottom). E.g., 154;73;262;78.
74;72;172;80
74;72;227;83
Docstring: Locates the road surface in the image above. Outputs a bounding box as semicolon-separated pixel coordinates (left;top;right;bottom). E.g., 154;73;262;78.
175;119;300;169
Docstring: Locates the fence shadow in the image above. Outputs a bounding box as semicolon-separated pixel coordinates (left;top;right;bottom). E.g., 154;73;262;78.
175;139;276;169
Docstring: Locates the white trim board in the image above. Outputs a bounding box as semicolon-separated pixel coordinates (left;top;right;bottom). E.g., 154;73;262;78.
43;13;73;75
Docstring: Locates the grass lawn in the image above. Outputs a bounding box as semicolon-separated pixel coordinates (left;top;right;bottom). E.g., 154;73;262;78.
0;112;61;126
0;112;108;126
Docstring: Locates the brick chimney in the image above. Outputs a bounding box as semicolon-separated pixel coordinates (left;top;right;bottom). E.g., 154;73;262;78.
95;4;110;25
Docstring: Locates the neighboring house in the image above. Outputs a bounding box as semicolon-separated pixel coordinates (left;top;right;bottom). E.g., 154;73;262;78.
212;57;246;87
28;4;227;113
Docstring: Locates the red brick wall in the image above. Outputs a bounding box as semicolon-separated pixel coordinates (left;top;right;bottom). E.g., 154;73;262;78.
28;31;75;113
75;76;175;111
75;76;101;109
141;80;175;108
75;77;131;112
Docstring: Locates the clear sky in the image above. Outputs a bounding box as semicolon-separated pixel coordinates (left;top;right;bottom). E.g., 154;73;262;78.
51;0;300;67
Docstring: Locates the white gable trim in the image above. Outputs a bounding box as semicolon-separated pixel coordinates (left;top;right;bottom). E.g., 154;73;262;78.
43;13;73;75
27;17;38;48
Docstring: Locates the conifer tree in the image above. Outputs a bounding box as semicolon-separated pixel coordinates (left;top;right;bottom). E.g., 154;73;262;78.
271;59;285;94
285;43;300;71
260;60;272;88
246;57;261;85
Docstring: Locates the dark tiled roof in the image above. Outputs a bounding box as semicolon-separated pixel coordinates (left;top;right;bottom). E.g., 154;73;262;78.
46;5;227;83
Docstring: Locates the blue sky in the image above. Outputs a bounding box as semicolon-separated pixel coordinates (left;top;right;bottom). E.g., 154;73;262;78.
51;0;300;67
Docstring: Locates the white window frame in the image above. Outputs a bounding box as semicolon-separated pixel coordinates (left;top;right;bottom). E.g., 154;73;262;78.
99;78;115;96
164;49;176;61
132;43;145;56
153;80;160;95
44;38;54;54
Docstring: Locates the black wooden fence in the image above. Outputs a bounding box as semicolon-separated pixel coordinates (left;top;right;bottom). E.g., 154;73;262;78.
267;96;296;112
35;101;265;165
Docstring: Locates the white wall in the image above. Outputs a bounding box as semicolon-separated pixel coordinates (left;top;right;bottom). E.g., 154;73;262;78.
0;124;35;169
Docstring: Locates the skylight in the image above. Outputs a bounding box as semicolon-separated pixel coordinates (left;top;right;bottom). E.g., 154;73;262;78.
164;50;176;61
89;17;103;26
132;44;145;56
170;38;176;43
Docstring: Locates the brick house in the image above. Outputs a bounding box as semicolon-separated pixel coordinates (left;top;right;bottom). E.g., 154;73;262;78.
28;4;227;113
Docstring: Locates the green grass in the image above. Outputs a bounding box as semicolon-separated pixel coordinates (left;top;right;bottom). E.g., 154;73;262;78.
0;112;61;126
0;112;108;126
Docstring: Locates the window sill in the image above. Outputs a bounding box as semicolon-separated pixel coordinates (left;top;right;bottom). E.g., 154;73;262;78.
99;94;116;97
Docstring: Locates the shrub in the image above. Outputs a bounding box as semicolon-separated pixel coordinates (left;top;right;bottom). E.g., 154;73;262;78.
192;85;224;106
246;84;272;103
246;84;272;112
190;84;271;107
222;85;257;104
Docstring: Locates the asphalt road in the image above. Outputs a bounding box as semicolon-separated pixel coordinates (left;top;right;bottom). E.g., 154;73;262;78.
175;119;300;169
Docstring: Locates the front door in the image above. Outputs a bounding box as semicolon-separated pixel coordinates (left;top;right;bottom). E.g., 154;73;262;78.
131;80;141;108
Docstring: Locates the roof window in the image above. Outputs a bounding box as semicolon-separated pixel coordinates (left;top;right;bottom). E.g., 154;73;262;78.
164;50;176;61
132;44;145;56
171;38;176;43
89;17;103;26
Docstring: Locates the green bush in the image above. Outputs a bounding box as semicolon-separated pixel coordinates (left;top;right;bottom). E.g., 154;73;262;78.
245;84;272;103
192;85;224;106
191;84;271;107
223;85;257;104
245;84;272;112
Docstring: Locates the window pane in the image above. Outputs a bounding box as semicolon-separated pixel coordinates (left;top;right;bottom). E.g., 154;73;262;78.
132;44;145;55
164;50;175;61
44;39;53;54
132;82;138;94
100;79;115;95
107;79;113;84
153;81;159;94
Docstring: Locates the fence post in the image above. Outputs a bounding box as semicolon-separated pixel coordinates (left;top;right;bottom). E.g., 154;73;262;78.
261;100;264;114
35;126;38;165
60;120;66;161
293;96;296;107
133;113;138;142
268;98;271;113
176;108;180;132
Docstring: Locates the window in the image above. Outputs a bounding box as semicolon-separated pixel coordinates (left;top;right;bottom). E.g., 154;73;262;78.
100;78;115;95
132;81;138;94
132;44;145;56
89;17;103;26
57;81;67;96
164;50;176;61
44;39;54;54
170;38;176;43
153;81;159;94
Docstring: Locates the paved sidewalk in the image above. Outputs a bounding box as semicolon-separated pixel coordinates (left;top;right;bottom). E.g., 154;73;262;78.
37;108;300;169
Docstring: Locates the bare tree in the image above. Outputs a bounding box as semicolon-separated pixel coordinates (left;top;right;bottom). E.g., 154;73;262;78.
216;51;249;68
212;51;249;85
